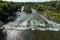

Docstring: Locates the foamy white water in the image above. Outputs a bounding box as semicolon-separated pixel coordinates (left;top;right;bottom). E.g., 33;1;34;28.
6;30;23;40
3;7;60;31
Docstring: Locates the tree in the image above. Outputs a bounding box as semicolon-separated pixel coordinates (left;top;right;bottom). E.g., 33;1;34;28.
0;8;8;22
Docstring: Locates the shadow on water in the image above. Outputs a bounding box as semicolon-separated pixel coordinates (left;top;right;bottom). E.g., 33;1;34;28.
22;30;60;40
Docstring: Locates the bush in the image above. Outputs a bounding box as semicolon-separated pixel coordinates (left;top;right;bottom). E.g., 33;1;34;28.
0;8;8;22
24;5;32;14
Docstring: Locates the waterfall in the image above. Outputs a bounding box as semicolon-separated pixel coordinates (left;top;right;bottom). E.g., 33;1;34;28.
2;7;60;40
21;6;24;13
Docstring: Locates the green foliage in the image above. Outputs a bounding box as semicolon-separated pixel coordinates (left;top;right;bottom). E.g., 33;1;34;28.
0;1;18;24
29;1;60;22
24;5;32;14
0;8;8;22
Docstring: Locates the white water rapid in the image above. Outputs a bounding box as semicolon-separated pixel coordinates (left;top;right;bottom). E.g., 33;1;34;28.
2;6;60;40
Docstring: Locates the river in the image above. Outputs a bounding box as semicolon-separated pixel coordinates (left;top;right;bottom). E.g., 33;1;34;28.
1;6;60;40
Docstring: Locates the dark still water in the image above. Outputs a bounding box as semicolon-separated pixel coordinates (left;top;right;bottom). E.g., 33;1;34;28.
1;30;60;40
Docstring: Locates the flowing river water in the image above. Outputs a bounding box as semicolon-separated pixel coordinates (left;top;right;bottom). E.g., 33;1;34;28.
2;6;60;40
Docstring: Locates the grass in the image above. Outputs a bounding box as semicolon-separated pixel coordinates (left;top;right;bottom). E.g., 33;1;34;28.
32;3;60;23
44;10;60;23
